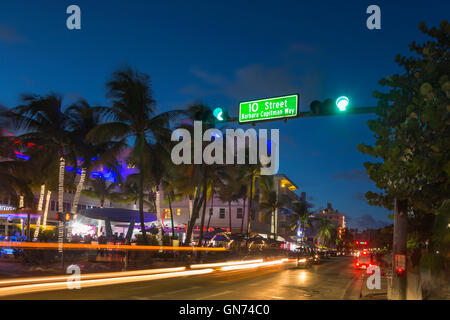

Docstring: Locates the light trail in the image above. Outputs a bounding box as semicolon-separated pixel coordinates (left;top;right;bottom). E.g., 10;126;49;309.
0;268;214;298
220;259;287;271
0;241;227;252
0;258;293;297
190;259;263;269
0;267;186;287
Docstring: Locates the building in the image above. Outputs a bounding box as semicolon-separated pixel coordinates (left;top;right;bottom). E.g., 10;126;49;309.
316;203;346;229
0;131;307;244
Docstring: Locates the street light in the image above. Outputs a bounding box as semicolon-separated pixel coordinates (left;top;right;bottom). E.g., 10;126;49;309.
335;96;349;111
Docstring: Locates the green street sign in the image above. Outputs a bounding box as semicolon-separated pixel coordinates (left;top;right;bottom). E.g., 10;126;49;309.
239;94;299;124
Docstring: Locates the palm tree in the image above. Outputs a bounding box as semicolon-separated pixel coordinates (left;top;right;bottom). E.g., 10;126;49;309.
216;166;242;234
258;176;290;239
82;177;119;208
160;165;184;240
88;67;180;243
287;201;314;246
174;104;217;246
241;163;261;242
314;217;336;246
66;100;125;218
110;174;155;218
4;93;77;226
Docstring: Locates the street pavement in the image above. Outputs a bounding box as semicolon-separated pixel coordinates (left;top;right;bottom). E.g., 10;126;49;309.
2;256;366;300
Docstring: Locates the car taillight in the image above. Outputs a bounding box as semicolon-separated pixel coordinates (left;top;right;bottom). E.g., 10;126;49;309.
396;268;405;275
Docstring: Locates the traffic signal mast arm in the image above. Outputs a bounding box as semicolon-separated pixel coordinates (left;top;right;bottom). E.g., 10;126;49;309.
220;106;378;123
214;96;378;124
299;106;379;117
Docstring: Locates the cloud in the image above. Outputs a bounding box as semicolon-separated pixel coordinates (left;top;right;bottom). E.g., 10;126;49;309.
183;64;324;108
0;25;26;44
350;214;390;230
331;168;370;182
190;66;227;86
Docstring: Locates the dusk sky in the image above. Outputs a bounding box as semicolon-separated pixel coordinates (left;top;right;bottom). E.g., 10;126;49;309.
1;1;448;230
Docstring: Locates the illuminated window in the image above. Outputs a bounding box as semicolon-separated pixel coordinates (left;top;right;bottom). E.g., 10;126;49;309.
237;208;243;219
177;208;181;216
165;209;171;218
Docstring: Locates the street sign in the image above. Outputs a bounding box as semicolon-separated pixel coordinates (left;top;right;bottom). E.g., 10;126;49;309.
239;94;299;124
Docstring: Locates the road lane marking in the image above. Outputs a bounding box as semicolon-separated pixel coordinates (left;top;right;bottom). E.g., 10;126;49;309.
149;286;201;297
196;290;232;300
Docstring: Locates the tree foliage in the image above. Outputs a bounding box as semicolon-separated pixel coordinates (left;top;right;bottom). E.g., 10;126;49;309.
357;21;449;215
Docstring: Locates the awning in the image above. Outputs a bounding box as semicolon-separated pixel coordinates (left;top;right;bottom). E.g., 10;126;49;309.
0;208;42;219
279;234;296;243
78;208;157;223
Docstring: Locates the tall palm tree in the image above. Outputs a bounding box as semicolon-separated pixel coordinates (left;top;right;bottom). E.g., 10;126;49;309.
4;93;77;223
287;201;314;246
258;176;290;240
314;217;336;246
241;164;261;241
88;67;180;243
216;166;242;233
66;100;125;218
82;177;119;208
174;104;217;246
111;174;154;212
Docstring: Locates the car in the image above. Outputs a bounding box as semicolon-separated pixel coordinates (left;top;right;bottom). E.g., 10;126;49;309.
311;252;321;264
355;250;374;269
291;248;317;268
296;253;312;268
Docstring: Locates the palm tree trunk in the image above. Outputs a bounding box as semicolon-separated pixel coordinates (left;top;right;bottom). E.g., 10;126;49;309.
246;174;253;245
58;157;65;213
155;186;163;245
228;201;232;233
168;193;175;240
138;138;147;243
71;168;86;216
184;166;203;246
33;184;46;240
42;190;51;229
206;188;214;232
38;184;45;211
58;157;65;252
240;197;246;234
198;177;208;247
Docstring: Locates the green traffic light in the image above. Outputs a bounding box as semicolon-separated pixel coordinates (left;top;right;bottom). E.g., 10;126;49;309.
336;96;349;111
213;107;224;121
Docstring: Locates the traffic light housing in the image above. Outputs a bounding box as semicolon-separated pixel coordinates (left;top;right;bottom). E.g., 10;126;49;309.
56;212;72;222
213;107;230;122
309;96;350;115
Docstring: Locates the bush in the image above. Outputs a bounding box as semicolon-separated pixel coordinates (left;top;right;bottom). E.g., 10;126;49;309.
135;234;160;246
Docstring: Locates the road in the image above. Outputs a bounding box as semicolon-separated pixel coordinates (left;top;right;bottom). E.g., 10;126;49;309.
2;256;364;300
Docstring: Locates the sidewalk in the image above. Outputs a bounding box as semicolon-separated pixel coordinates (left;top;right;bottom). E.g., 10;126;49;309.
359;267;389;300
360;273;388;300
